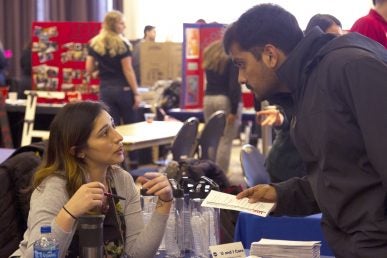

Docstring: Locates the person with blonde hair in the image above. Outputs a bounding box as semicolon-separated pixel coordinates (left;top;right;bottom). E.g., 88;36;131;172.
202;39;242;174
14;101;172;257
86;10;141;125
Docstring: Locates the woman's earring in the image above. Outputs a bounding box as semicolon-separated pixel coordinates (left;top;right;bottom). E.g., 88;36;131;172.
79;153;86;159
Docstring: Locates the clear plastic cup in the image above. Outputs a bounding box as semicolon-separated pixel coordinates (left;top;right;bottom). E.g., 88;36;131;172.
144;113;155;123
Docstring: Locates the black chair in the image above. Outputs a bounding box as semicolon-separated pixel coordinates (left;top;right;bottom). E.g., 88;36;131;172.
240;144;271;187
170;116;200;161
197;110;226;162
131;117;199;177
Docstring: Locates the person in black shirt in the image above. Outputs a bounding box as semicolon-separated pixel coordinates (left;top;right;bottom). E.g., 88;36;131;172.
202;40;242;174
86;10;140;125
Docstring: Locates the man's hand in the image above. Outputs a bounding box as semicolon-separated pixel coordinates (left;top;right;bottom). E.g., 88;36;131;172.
236;184;277;204
256;108;283;127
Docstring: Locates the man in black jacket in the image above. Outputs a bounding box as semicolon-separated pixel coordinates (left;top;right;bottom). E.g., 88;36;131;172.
224;4;387;258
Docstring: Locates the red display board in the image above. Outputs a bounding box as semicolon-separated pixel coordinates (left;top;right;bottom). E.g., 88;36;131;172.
181;23;225;109
31;22;101;103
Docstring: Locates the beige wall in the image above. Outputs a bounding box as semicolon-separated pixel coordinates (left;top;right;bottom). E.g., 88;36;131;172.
123;0;373;42
123;0;141;40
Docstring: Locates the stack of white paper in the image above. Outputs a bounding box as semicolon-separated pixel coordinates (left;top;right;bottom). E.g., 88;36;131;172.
250;238;321;258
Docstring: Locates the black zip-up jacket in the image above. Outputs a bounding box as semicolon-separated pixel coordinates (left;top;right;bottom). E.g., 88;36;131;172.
273;28;387;257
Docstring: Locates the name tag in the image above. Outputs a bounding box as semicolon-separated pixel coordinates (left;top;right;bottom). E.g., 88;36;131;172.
209;242;246;258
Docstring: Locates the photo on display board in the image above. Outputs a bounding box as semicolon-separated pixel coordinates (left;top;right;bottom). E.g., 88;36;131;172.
186;28;200;58
186;75;199;105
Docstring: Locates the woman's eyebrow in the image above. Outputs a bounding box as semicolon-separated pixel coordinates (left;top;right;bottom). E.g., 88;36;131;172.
96;124;109;135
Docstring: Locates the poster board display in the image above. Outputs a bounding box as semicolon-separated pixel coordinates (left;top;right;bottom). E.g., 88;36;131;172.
31;22;101;103
181;23;225;109
140;42;182;87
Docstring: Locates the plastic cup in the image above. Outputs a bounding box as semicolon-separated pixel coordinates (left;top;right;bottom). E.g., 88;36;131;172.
144;113;155;123
8;92;17;101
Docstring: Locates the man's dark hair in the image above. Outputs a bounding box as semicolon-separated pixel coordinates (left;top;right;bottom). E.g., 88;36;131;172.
143;25;155;37
305;14;342;35
225;4;303;55
223;22;237;55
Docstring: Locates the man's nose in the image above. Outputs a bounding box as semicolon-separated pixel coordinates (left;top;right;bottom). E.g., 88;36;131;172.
238;71;247;85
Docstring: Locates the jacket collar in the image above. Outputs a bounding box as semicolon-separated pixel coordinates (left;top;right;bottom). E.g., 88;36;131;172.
276;28;335;94
277;27;387;96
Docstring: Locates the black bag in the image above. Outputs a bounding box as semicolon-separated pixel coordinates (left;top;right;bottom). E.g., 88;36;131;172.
159;80;180;110
0;141;46;258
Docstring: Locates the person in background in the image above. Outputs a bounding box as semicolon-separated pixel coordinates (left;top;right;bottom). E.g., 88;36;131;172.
86;10;141;126
255;93;307;183
202;40;242;174
19;41;33;99
257;14;343;183
132;25;156;85
350;0;387;48
305;13;343;35
224;3;387;257
13;101;172;257
0;40;8;86
142;25;156;42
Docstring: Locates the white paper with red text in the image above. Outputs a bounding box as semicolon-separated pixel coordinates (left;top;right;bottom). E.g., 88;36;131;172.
201;190;275;217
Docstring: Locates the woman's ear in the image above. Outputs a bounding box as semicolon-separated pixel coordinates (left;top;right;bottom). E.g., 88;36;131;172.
70;146;85;158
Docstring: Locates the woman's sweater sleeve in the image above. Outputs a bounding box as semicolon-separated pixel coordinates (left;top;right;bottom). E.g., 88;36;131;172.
18;176;76;258
114;168;168;258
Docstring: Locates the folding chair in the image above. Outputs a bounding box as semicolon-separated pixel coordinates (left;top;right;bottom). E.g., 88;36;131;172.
196;110;226;162
21;91;63;146
131;117;199;177
240;144;271;187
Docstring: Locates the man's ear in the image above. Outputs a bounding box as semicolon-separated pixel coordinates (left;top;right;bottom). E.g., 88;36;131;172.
262;44;282;69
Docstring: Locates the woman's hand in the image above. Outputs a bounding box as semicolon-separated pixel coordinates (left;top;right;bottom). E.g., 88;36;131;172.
256;109;283;127
65;181;106;217
141;172;173;214
236;184;277;204
141;172;173;202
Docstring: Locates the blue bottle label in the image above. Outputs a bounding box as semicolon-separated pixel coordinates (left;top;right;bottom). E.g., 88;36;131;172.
34;249;59;258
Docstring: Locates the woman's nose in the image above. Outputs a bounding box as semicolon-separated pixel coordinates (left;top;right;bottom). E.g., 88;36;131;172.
114;129;123;142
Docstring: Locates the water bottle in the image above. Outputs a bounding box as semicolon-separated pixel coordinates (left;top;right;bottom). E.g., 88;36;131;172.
78;214;105;258
180;176;195;254
164;179;185;257
140;188;157;225
196;176;220;247
189;176;221;257
33;225;59;258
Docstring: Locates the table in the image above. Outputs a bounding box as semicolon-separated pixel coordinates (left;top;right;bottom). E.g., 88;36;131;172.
116;121;183;165
5;99;153;148
116;121;183;151
234;212;334;256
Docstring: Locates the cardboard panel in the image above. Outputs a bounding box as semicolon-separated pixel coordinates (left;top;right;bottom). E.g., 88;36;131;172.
140;42;182;87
